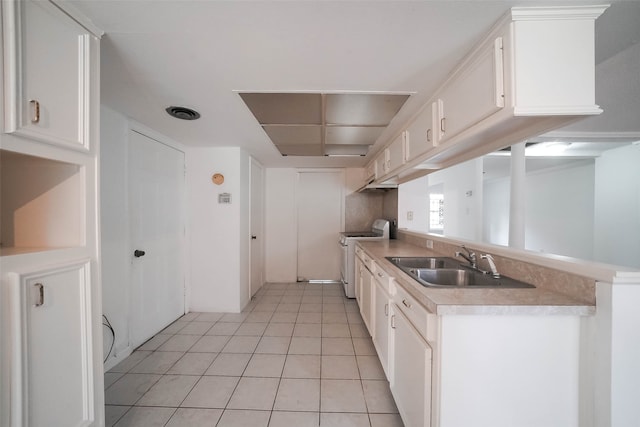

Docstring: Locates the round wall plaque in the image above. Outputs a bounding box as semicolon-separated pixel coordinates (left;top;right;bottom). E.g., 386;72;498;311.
212;173;224;185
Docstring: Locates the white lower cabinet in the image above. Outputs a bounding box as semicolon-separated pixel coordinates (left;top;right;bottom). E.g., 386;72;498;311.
8;260;96;427
390;303;432;427
358;247;584;427
372;276;391;377
360;263;374;332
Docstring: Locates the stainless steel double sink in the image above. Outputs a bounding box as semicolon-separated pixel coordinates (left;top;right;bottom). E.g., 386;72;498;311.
385;256;535;289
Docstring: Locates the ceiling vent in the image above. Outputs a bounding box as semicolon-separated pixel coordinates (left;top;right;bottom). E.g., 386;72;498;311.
239;93;410;157
166;106;201;120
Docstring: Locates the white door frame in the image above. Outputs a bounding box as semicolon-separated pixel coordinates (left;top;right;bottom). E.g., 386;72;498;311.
249;157;265;297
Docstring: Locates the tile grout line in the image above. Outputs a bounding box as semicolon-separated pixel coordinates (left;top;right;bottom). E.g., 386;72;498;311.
107;282;399;427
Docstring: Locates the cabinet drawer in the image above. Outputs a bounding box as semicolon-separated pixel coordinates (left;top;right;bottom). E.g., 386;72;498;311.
355;246;373;270
372;261;394;295
357;248;374;271
394;284;428;339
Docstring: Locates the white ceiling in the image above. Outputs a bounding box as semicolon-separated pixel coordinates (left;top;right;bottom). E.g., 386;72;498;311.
68;0;640;168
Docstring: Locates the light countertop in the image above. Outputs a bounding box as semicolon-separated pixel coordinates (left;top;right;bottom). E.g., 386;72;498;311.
358;240;595;316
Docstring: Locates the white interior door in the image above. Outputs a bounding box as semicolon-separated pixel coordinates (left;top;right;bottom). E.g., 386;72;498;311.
296;170;344;281
129;130;185;347
250;158;264;296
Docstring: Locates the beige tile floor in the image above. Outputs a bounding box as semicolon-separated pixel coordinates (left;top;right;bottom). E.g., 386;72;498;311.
105;282;404;427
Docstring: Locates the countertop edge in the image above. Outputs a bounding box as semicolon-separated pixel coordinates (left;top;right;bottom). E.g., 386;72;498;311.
358;240;596;316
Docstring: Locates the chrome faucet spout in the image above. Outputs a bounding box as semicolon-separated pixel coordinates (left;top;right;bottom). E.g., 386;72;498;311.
455;245;477;268
481;254;500;278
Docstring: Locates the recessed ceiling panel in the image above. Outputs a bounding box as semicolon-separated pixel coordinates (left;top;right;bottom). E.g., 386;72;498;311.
240;92;411;157
239;93;322;125
275;144;323;156
325;94;410;126
324;144;370;156
325;126;385;145
263;125;322;146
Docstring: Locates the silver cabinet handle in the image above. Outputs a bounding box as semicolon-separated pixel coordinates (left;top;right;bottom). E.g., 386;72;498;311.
440;117;446;133
426;128;432;143
30;100;40;123
384;303;389;316
34;283;44;307
391;314;396;329
402;299;411;309
377;272;384;278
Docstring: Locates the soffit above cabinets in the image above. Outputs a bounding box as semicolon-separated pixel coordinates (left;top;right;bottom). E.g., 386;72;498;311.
239;93;410;157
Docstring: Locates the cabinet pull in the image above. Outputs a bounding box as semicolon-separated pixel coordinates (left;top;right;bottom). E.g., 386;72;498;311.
384;303;389;316
426;128;432;143
402;299;412;309
440;117;446;133
34;283;44;307
494;37;505;108
391;314;396;329
377;272;384;278
30;100;40;124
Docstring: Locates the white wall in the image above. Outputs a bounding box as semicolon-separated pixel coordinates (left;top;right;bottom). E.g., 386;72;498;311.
398;175;429;233
594;144;640;269
482;177;510;246
429;158;483;240
525;160;595;260
264;169;298;282
399;159;483;240
186;147;250;313
264;167;350;283
100;106;133;365
559;41;640;134
101;106;194;367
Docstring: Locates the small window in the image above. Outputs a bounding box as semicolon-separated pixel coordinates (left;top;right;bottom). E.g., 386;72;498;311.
428;185;444;233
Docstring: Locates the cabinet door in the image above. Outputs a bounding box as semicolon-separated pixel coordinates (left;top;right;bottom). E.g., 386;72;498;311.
364;161;376;182
360;266;374;332
354;257;363;306
391;304;432;427
373;279;391;378
438;37;505;143
405;102;436;162
375;152;387;179
3;0;92;150
8;261;96;427
387;132;406;174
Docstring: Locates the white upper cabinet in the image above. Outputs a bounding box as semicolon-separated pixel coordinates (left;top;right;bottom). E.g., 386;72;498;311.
405;101;437;162
386;131;406;174
374;151;387;179
3;0;94;150
372;5;607;180
436;37;505;144
364;161;376;182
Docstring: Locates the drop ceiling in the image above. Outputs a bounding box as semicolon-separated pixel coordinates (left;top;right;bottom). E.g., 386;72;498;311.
68;0;640;168
239;92;410;157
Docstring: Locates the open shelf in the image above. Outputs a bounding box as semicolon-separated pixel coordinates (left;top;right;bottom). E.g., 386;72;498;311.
0;150;84;256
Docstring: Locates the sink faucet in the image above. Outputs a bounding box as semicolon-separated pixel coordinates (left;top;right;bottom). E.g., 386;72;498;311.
455;245;477;269
481;254;501;278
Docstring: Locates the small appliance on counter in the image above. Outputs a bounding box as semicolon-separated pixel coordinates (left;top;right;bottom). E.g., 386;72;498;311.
389;218;398;240
338;219;390;298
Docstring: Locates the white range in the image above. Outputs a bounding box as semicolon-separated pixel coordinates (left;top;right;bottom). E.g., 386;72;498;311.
339;219;390;298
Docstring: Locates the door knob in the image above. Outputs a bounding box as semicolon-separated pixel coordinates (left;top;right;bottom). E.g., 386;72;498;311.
134;250;146;257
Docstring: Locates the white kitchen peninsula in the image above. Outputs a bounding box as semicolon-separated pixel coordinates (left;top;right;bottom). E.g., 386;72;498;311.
355;238;599;427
